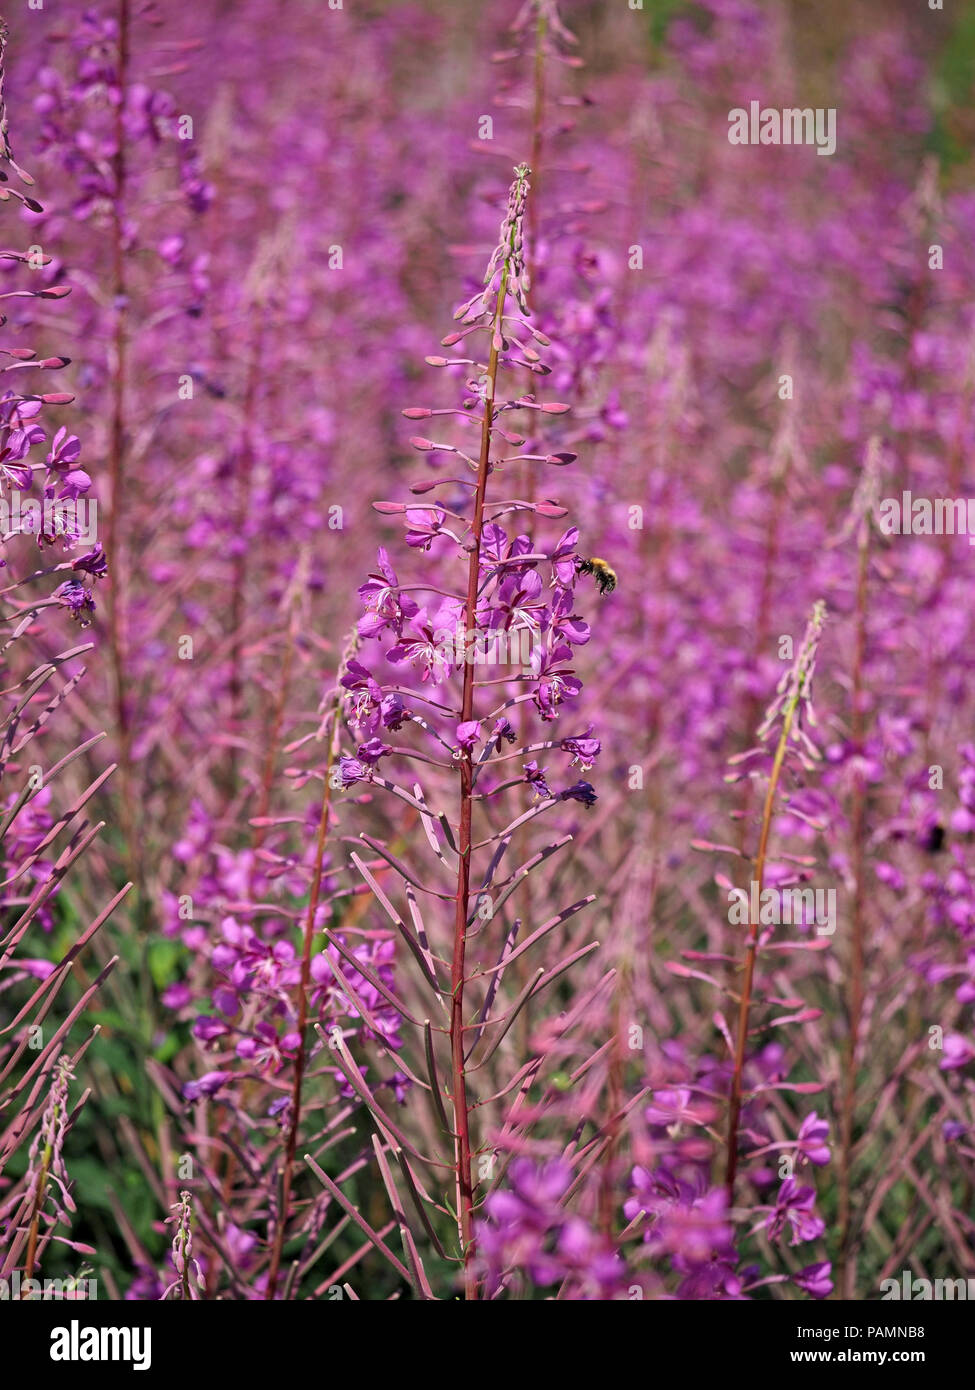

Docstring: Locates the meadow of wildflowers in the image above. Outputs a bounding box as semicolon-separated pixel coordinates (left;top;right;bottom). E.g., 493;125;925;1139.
0;0;974;1335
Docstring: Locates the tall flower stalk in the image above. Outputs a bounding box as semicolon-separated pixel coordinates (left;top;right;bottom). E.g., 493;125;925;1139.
321;162;604;1300
724;600;827;1197
449;166;532;1291
264;632;351;1300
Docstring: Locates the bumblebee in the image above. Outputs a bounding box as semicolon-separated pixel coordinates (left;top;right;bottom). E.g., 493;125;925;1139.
576;556;617;596
923;823;945;853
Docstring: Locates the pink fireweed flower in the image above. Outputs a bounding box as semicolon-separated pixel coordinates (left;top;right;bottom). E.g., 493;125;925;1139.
52;578;96;626
940;1033;975;1070
523;760;552;799
455;720;482;752
793;1262;834;1299
644;1087;718;1130
795;1112;831;1167
357;548;419;640
560;725;601;770
760;1178;826;1247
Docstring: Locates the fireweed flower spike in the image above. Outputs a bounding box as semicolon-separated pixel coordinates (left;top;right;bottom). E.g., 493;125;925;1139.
324;164;604;1300
754;600;826;770
725;601;827;1198
162;1191;205;1301
450;167;533;1293
26;1;212;932
15;1058;91;1286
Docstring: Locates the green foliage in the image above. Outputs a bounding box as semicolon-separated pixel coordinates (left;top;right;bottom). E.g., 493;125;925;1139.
929;4;975;169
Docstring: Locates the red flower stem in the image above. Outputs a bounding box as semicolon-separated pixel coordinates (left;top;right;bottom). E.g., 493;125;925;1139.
452;242;514;1298
106;0;134;867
